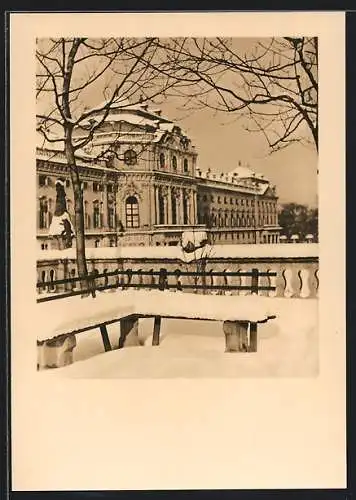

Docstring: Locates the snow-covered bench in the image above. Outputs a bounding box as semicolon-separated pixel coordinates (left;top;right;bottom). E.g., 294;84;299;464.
37;289;276;369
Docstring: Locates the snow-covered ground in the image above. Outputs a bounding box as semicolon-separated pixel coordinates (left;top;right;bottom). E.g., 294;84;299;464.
38;297;318;379
37;242;318;262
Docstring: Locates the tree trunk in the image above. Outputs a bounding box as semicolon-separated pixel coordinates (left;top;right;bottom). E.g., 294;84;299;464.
65;141;89;291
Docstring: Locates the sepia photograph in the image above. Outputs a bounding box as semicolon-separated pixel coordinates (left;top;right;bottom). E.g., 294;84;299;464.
10;12;345;491
35;35;319;378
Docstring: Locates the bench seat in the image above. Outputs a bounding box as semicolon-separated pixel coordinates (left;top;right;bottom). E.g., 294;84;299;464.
36;289;276;369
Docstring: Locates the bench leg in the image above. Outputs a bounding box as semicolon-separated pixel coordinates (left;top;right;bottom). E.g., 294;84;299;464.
223;321;249;352
119;315;140;348
100;324;112;352
37;333;77;370
152;316;162;346
248;322;258;352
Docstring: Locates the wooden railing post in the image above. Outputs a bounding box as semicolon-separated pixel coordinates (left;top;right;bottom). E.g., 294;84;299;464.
158;268;168;291
152;316;162;346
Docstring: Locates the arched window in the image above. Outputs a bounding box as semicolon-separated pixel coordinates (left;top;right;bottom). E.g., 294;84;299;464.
39;197;48;229
159;152;165;169
124;149;137;166
172;156;177;171
95;239;100;248
126;196;139;228
183;158;188;173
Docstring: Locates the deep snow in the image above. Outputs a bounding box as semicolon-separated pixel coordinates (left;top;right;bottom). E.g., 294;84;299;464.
36;289;275;341
38;297;318;379
37;242;319;262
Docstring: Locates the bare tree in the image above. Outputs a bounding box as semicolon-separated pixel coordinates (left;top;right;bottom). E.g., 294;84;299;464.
36;37;176;289
156;37;318;154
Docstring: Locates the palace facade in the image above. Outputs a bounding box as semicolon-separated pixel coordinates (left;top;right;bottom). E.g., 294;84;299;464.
37;101;280;250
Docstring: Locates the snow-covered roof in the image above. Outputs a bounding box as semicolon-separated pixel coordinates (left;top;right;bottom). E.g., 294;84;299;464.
196;168;270;196
230;165;256;178
96;112;161;129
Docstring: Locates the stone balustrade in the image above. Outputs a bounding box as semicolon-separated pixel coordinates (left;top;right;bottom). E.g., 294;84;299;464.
37;243;319;299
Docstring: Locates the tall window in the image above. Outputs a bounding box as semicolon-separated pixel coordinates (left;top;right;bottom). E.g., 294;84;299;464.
126;196;139;228
48;199;53;226
183;196;188;224
158;192;165;225
108;206;115;229
159;153;165;169
172;196;177;224
39;197;48;229
172;156;177;171
38;175;47;187
84;201;90;229
93;201;100;228
183;158;188;173
124;149;137;166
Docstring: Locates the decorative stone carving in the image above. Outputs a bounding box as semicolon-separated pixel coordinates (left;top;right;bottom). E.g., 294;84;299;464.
120;180;142;201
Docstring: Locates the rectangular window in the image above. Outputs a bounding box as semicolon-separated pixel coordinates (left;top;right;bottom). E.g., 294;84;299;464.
107;184;113;193
108;207;115;228
66;179;70;187
126;203;139;228
39;175;47;187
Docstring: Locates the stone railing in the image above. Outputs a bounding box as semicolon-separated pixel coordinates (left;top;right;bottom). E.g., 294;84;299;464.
36;243;319;300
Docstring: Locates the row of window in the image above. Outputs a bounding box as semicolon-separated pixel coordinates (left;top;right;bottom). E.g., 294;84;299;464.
198;212;277;228
158;153;190;173
214;232;279;243
38;175;116;193
199;194;276;211
84;197;139;230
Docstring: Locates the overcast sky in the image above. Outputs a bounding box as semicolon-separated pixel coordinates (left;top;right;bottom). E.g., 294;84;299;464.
37;37;318;208
158;100;318;208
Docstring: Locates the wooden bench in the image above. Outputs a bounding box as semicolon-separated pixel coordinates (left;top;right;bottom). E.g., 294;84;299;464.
36;290;276;369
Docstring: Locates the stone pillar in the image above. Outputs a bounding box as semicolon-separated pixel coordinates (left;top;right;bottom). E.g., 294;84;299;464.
119;315;140;348
37;334;77;370
191;190;196;225
163;196;168;225
155;186;160;225
167;187;172;225
223;321;249;352
186;193;191;225
102;183;108;230
179;188;184;225
150;184;156;227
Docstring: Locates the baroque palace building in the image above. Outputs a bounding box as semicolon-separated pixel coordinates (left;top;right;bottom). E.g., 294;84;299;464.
37;101;280;250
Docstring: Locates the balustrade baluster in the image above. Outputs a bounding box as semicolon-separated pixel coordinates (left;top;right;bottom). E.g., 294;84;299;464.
299;269;311;298
315;269;319;297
